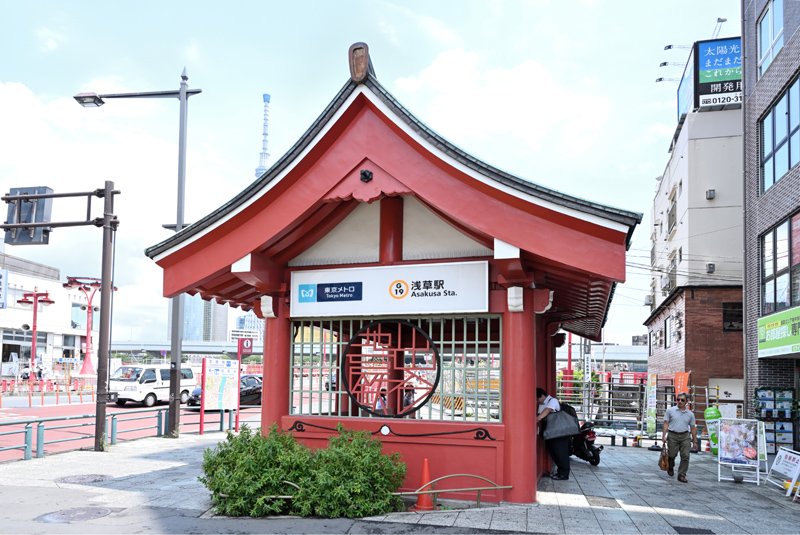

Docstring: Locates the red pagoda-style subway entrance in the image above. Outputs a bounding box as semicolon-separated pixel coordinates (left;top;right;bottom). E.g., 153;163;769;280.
146;43;641;503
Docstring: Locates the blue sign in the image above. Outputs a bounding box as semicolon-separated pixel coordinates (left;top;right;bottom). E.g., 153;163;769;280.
299;282;363;303
298;284;316;303
317;282;363;302
697;38;741;83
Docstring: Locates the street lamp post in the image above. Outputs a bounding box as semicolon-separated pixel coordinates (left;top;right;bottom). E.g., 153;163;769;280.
63;277;108;377
17;289;55;380
74;70;201;437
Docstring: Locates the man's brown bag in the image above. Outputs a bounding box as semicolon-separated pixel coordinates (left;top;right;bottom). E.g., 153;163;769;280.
658;444;669;471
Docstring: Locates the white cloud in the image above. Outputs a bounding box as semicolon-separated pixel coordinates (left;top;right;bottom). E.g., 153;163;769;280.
377;1;461;47
394;48;611;156
0;81;248;341
35;27;64;52
412;13;461;46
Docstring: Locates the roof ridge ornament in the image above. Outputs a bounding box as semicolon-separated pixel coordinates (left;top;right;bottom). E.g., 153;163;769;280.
349;42;375;83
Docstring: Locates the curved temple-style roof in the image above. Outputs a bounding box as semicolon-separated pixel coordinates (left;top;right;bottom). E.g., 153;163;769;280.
146;44;641;339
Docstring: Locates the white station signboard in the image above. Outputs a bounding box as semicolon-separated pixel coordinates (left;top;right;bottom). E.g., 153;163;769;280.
290;261;488;317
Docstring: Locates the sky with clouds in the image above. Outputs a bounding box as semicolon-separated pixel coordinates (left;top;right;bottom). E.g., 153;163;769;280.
0;0;741;344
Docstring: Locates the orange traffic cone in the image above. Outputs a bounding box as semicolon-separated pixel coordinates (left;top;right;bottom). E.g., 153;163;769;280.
413;457;435;512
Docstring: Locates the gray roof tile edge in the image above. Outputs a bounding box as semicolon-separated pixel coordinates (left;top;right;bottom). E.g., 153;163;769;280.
146;75;641;259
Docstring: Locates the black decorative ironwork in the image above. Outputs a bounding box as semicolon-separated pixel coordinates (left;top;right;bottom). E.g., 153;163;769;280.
377;426;496;441
288;420;496;441
287;421;340;433
473;428;495;440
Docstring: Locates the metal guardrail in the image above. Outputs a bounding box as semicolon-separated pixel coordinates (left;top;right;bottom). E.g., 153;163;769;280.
0;423;33;460
0;406;256;462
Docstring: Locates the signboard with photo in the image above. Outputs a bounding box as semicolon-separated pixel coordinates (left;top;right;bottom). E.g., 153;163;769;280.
717;418;762;485
718;419;760;466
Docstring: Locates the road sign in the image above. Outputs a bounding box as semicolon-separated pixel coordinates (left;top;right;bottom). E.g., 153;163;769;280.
237;337;253;356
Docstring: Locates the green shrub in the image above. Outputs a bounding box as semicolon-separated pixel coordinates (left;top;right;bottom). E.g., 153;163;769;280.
293;426;406;518
200;424;312;517
200;424;407;519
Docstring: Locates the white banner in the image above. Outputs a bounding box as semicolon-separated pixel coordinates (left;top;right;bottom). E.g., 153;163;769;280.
645;372;658;436
290;261;488;317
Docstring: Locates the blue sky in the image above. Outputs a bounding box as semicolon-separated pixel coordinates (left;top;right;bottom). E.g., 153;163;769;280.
0;0;741;343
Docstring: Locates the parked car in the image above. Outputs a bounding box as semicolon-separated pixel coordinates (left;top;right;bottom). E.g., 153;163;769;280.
109;365;197;407
187;374;263;407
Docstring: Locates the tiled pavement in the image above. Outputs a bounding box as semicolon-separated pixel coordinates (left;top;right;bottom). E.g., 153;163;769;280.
0;431;798;534
371;443;800;533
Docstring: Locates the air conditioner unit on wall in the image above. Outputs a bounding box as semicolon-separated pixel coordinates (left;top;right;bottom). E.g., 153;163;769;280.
706;262;715;274
644;295;654;305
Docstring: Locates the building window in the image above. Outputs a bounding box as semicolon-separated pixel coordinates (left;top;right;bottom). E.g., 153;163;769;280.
668;255;677;291
664;316;673;349
761;214;800;314
761;77;800;192
723;302;743;331
667;196;677;233
758;0;784;77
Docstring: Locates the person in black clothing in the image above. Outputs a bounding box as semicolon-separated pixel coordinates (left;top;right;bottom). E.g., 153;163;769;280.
536;387;571;480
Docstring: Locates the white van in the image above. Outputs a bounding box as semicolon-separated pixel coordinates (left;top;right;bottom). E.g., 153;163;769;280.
108;365;197;407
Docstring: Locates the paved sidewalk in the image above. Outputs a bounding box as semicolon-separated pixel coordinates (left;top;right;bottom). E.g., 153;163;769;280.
373;445;800;534
0;432;798;534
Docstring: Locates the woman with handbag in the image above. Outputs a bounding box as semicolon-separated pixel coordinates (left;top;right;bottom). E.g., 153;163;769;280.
536;387;571;480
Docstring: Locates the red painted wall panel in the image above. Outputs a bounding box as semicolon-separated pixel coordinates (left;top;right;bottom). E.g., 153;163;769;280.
282;416;506;502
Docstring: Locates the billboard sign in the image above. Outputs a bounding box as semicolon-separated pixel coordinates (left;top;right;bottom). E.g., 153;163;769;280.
758;306;800;358
696;37;742;110
675;37;742;121
290;261;488;317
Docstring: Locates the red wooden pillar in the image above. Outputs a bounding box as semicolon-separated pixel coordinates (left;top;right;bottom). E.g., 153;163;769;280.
502;287;535;503
535;316;558;486
261;296;291;431
379;196;403;263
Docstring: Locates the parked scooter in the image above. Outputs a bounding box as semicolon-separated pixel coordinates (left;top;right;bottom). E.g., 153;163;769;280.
571;420;603;466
